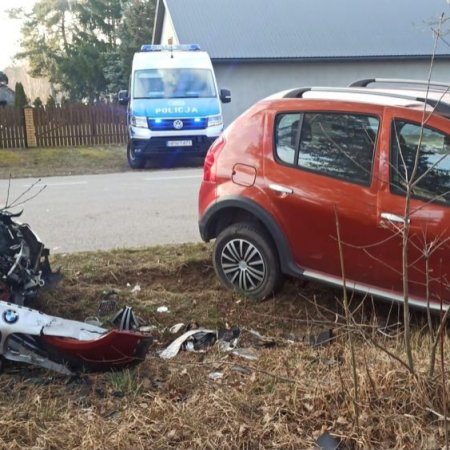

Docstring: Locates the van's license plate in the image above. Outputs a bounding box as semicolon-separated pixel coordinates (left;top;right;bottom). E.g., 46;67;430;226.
167;140;192;147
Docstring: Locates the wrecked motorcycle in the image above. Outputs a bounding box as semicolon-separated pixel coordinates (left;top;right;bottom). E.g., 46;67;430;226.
0;301;152;374
0;209;56;305
0;209;152;374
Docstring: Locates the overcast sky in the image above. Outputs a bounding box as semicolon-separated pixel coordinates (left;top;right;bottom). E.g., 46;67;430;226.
0;0;36;70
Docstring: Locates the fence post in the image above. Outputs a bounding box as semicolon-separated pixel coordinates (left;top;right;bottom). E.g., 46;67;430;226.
23;106;37;147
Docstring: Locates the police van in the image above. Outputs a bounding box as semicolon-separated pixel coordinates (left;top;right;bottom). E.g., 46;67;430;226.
121;44;230;168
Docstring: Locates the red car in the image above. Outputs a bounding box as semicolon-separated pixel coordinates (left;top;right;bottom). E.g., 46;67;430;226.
199;79;450;310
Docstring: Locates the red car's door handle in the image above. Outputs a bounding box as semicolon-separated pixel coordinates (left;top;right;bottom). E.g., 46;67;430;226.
380;212;409;224
269;184;293;195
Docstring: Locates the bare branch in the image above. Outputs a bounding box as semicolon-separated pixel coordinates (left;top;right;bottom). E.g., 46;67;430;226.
2;178;47;210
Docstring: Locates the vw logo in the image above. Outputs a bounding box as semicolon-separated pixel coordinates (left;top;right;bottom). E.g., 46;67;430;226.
173;119;184;130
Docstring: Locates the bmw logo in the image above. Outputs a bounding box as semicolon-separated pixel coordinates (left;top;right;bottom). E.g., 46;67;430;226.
173;119;184;130
3;309;18;324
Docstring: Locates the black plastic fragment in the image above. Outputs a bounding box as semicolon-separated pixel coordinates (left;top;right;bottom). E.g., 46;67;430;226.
309;329;334;347
315;431;341;450
182;331;217;351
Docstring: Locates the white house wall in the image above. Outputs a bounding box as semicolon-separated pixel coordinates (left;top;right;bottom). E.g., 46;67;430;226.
161;10;179;44
214;59;450;126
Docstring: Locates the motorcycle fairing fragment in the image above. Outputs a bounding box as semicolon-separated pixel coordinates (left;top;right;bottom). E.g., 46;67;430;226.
159;328;217;359
111;306;140;330
0;210;58;305
0;300;152;374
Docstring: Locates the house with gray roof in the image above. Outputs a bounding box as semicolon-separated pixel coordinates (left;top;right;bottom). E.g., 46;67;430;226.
153;0;450;125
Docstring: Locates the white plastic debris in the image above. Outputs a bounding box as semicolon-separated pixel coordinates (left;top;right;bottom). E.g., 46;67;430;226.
231;365;252;375
84;317;102;327
159;328;216;359
169;323;185;334
217;328;240;352
185;341;196;352
157;306;170;313
208;371;224;381
131;284;141;294
139;325;158;333
232;348;259;361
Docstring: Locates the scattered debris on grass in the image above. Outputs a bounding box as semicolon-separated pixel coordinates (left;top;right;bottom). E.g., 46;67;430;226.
160;328;217;359
0;243;448;449
160;324;242;359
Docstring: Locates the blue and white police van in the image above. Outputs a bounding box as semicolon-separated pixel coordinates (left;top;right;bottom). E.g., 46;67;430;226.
121;44;230;168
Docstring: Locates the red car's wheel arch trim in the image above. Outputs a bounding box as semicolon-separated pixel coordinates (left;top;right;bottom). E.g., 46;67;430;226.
198;196;302;278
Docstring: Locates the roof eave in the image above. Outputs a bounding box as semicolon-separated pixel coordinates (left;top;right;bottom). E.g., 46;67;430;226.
211;54;450;63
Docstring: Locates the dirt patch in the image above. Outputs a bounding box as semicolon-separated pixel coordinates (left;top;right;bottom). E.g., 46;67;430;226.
0;243;448;449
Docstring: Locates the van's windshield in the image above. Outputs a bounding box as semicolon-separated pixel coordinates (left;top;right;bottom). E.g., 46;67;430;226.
133;69;216;99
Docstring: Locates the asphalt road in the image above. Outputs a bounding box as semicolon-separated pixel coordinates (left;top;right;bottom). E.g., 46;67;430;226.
0;169;204;253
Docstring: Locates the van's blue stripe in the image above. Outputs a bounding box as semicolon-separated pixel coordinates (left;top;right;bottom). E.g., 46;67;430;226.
131;98;220;118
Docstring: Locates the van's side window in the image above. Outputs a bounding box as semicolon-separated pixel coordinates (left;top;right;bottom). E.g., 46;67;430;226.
391;120;450;205
275;112;379;185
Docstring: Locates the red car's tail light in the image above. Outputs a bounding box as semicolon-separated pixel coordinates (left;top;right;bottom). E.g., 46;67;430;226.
203;135;225;182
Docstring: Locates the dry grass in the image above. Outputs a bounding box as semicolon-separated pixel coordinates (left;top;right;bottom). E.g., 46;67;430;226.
0;243;449;449
0;146;204;179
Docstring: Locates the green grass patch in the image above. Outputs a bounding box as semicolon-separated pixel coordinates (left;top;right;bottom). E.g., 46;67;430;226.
0;145;128;179
108;368;143;397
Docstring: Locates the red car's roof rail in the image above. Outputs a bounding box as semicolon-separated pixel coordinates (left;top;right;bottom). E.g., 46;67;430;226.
282;86;450;118
283;87;312;98
350;78;450;92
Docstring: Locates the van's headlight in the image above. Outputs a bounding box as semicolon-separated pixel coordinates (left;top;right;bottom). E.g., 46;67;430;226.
208;114;223;127
130;115;148;128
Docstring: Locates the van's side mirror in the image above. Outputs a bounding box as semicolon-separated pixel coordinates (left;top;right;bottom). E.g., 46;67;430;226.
220;89;231;104
118;90;129;105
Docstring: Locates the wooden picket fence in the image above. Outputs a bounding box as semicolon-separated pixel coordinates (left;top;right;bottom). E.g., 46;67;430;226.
0;104;128;149
33;104;127;147
0;107;26;149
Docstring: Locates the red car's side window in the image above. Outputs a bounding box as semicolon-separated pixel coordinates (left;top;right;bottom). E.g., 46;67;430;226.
390;120;450;206
275;112;379;186
274;113;302;165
